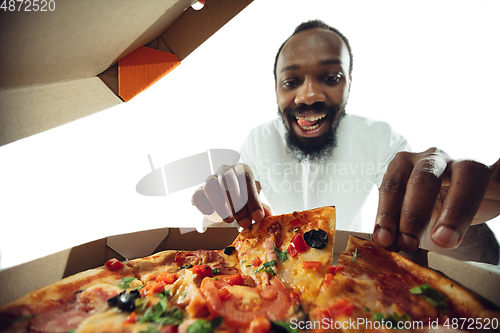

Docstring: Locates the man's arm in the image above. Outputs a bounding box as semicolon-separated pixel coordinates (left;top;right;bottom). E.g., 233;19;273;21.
373;148;500;252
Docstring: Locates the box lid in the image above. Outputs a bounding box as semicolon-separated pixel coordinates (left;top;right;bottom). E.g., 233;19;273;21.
0;0;253;146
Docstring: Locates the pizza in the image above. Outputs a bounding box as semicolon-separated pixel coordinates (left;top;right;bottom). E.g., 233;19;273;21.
0;206;498;333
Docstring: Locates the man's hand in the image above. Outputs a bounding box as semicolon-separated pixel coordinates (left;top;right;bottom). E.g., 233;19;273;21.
191;163;271;228
373;148;500;252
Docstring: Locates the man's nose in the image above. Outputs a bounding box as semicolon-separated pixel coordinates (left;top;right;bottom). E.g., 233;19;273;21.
294;79;326;105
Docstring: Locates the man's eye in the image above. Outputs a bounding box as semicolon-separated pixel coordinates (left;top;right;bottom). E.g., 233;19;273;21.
282;79;297;88
324;73;342;84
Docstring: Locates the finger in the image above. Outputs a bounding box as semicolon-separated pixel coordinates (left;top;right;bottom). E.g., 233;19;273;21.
233;206;253;229
234;201;273;230
220;167;252;227
374;151;413;248
262;203;272;217
191;186;215;216
395;150;449;252
241;164;265;222
430;160;491;248
203;176;234;223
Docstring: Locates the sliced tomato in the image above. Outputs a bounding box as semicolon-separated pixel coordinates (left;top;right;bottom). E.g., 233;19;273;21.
248;317;271;333
105;258;124;271
145;281;166;296
200;275;291;328
218;288;232;301
191;265;213;278
160;325;178;333
302;261;322;271
327;265;345;275
124;311;136;324
290;291;301;304
156;272;178;285
324;273;335;287
317;298;356;320
224;273;243;286
252;257;262;267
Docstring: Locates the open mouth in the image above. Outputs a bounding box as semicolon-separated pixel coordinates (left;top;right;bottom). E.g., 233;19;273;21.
295;114;327;131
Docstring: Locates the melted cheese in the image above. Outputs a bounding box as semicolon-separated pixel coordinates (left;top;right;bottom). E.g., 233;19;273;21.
225;285;261;306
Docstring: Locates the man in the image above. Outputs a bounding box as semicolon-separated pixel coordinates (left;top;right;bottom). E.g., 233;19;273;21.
192;20;500;263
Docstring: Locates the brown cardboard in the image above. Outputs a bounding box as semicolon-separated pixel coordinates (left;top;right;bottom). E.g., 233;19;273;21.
0;226;240;307
427;252;500;308
0;0;253;146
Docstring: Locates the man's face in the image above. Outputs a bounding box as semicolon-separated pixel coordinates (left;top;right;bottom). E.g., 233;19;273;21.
275;28;352;162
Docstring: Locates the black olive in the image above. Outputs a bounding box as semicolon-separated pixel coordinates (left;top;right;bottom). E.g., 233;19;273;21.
117;289;141;312
107;290;125;307
304;229;328;249
108;290;140;312
223;246;236;255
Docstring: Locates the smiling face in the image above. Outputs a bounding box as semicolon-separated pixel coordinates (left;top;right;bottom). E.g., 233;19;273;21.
275;28;352;162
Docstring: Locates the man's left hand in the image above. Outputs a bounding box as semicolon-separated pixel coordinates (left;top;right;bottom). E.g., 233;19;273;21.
373;148;500;252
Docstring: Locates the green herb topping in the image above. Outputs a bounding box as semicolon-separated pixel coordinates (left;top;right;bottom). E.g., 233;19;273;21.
187;316;223;333
117;277;137;289
252;260;277;275
352;248;359;263
273;245;288;264
409;283;448;313
372;312;411;326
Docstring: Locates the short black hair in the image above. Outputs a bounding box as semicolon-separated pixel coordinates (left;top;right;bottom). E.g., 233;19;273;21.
273;20;353;83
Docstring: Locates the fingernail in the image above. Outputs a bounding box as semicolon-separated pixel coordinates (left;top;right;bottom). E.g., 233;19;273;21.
223;216;235;224
432;226;460;248
253;208;265;222
374;227;392;247
400;234;419;251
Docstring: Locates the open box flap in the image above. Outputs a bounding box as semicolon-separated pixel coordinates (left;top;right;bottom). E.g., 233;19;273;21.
0;0;254;146
107;228;171;260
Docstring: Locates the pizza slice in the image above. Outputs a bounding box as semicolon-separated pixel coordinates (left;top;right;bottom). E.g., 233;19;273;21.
309;235;500;332
0;258;141;333
230;206;336;313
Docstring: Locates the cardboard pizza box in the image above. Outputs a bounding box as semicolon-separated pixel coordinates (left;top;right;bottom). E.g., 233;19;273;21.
0;225;240;307
1;227;499;310
0;0;253;146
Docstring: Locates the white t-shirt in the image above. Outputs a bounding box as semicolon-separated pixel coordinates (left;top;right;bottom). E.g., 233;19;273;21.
239;114;410;231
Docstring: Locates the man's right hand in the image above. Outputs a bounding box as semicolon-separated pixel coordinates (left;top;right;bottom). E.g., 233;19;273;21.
191;163;271;228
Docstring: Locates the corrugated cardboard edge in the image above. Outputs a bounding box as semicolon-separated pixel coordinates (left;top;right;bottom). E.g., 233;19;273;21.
428;252;500;308
0;77;121;147
161;0;253;61
0;226;239;307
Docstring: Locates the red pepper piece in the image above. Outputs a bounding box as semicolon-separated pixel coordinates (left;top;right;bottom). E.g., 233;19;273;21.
105;258;124;271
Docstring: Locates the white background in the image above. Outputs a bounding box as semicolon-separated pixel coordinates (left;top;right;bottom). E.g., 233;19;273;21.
1;0;499;269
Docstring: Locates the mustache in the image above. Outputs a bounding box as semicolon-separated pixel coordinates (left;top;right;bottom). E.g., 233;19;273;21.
286;102;340;118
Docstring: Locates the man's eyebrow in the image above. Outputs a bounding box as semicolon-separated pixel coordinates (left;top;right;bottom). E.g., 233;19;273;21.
279;59;343;74
280;64;300;74
319;59;342;66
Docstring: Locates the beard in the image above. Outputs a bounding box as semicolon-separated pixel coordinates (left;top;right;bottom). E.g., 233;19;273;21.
278;102;346;164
